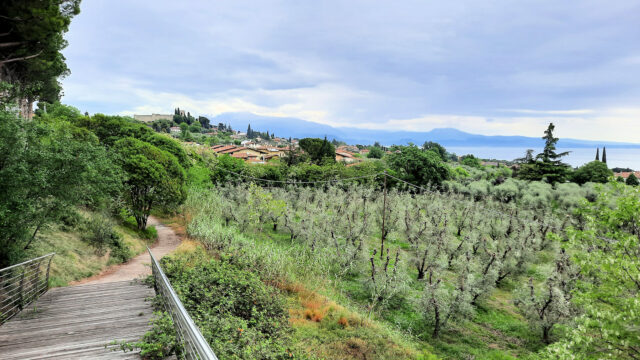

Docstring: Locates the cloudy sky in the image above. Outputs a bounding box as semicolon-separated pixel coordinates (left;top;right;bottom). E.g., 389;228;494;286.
62;1;640;142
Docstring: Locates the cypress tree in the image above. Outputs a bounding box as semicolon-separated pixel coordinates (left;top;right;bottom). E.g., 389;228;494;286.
602;147;607;164
595;147;600;161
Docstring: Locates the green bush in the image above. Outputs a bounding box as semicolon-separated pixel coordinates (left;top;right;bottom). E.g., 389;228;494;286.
81;215;120;256
135;250;298;359
81;215;133;263
142;225;158;241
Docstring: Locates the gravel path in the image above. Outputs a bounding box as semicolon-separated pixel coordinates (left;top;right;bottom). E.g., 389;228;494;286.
74;216;181;285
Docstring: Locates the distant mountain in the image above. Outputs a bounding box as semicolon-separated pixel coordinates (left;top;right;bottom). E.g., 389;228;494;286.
210;112;640;149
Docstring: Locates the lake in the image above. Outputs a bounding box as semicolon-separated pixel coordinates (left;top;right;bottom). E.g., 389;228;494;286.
447;146;639;170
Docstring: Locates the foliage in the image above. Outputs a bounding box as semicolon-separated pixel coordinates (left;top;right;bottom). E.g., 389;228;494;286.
367;146;384;159
136;250;297;359
517;123;571;183
515;249;577;343
74;113;191;168
460;154;482;168
386;145;450;187
0;110;121;266
625;173;639;186
422;141;447;161
542;182;640;358
299;137;336;164
113;137;186;229
571;160;612;185
0;0;81;104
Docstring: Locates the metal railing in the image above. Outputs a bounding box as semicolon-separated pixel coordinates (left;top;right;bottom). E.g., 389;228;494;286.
148;247;218;360
0;253;55;325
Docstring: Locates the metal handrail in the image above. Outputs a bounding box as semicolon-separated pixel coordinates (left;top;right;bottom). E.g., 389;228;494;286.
0;253;55;325
147;247;218;360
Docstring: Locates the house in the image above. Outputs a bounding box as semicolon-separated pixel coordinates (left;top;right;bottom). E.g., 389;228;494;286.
614;171;640;179
169;126;181;134
335;151;360;164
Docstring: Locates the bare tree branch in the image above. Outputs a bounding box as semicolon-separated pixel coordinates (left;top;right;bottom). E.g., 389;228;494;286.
0;51;42;64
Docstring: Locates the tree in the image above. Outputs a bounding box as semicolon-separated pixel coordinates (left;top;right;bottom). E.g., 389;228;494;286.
113;137;186;229
298;137;335;164
0;1;81;116
595;147;600;161
422;141;447;161
367;146;384;159
460;154;482;168
0;110;121;266
571;161;612;185
516;249;577;343
602;146;607;164
386;145;450;187
247;124;254;139
198;116;210;129
626;173;639;186
543;182;640;358
518;123;570;183
515;149;535;164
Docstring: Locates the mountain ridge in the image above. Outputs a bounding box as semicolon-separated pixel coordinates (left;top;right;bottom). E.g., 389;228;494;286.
209;112;640;149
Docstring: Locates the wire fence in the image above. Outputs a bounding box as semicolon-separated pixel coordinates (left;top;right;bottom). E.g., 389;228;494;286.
148;247;218;360
0;253;55;325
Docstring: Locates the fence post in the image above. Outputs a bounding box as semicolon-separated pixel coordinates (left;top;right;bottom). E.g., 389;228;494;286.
45;255;54;291
18;267;25;311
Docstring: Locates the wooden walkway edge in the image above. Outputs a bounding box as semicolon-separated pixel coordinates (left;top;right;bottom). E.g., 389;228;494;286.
0;280;154;359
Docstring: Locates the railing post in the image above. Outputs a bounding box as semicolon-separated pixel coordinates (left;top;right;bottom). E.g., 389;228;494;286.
45;255;54;291
0;253;55;325
18;267;25;311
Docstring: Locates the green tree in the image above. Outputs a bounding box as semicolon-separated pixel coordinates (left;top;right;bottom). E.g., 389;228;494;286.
460;154;482;168
626;173;639;186
367;146;384;159
0;110;121;266
386;145;450;187
422;141;447;161
0;0;81;113
518;123;570;183
542;182;640;358
113;137;186;229
571;161;613;185
299;137;336;164
516;250;577;343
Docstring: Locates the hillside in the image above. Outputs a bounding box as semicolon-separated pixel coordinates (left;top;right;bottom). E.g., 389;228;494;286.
211;112;640;148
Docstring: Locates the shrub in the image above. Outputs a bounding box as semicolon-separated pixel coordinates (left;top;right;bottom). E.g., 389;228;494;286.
81;215;120;256
152;250;295;359
81;214;133;263
492;178;519;202
571;161;613;185
142;225;158;241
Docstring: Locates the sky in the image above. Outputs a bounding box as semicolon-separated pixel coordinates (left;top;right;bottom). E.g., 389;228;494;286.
61;0;640;142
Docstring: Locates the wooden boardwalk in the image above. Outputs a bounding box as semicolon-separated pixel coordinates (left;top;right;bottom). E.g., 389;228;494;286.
0;280;154;359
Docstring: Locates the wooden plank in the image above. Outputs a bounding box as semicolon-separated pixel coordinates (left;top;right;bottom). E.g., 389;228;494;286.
0;280;155;359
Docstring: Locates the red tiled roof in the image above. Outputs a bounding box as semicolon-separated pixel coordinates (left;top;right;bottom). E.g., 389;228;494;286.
614;171;640;179
211;145;235;152
335;151;356;159
219;147;247;154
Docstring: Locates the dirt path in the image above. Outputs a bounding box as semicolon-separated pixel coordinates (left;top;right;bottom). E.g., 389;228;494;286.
74;216;181;285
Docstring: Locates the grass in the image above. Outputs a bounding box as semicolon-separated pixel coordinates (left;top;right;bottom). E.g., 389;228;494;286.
26;211;152;287
182;197;552;360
